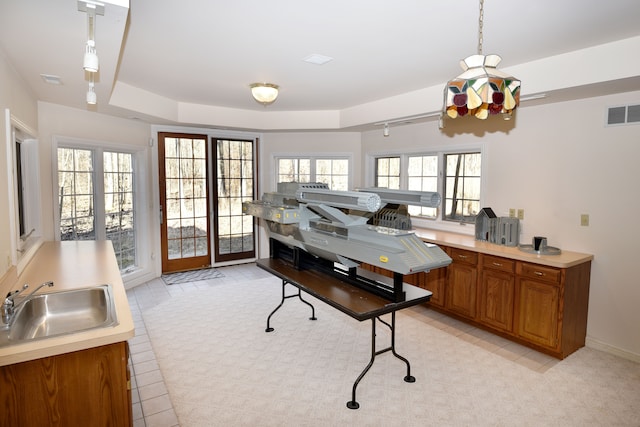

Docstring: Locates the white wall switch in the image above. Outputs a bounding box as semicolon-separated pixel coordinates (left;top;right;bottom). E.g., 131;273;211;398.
581;214;589;226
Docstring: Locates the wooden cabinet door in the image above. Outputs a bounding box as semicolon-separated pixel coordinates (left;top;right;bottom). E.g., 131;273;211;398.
446;262;478;319
517;278;560;349
404;269;447;307
479;269;515;332
0;342;132;427
421;268;447;307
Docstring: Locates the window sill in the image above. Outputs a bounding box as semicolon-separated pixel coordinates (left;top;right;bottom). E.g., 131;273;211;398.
410;218;475;236
17;237;44;276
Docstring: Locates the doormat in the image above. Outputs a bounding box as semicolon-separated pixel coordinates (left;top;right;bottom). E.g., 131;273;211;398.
161;267;224;285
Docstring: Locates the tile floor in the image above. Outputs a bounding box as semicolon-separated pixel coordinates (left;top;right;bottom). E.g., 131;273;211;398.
126;263;273;427
126;262;559;427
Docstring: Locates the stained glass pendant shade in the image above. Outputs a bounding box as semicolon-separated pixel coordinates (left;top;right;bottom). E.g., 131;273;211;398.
444;54;520;119
443;0;521;120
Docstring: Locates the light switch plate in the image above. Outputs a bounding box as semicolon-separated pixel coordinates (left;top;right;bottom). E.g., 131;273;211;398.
581;214;589;226
517;209;524;220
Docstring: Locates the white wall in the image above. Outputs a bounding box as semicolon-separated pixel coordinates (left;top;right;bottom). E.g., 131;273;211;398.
259;131;362;192
256;131;362;256
361;91;640;360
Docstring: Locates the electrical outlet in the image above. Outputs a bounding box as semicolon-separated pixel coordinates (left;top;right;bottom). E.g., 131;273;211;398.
517;209;525;220
581;214;589;226
509;208;515;218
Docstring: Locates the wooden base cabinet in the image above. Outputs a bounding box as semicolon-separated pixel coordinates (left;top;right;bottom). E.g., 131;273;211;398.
361;247;591;359
445;248;478;319
517;277;559;348
0;342;132;427
478;254;515;333
359;264;447;307
514;261;592;357
418;266;447;307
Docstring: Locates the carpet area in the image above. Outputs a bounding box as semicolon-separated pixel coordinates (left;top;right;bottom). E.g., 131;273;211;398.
161;267;224;285
141;276;640;426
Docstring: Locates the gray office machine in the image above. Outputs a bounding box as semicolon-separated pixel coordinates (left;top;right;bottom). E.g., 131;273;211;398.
243;183;452;301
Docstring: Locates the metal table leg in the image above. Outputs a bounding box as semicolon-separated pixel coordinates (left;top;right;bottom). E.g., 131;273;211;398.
346;311;415;409
266;280;317;332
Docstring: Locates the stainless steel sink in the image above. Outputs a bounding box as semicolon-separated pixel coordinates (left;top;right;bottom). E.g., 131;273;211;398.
0;285;118;345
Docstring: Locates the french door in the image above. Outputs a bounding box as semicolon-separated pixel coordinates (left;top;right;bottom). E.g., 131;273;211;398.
158;133;211;273
212;138;256;263
158;133;257;272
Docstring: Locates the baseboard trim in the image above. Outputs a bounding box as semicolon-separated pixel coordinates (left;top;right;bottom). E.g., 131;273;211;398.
586;337;640;363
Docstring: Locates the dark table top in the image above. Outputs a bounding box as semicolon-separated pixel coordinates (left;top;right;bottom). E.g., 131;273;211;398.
257;258;432;321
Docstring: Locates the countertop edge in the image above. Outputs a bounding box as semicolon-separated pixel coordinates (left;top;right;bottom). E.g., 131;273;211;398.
414;228;593;268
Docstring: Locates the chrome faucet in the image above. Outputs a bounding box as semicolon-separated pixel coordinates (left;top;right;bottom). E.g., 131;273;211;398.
1;281;54;327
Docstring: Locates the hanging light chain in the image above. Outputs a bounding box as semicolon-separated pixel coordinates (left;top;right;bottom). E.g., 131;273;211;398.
477;0;484;55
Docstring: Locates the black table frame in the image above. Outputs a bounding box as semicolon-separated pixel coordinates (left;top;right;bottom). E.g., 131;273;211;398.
257;257;432;409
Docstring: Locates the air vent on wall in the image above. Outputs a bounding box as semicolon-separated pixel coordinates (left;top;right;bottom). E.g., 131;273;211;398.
606;104;640;126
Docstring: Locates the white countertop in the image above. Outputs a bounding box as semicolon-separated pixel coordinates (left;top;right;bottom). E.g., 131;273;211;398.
0;241;135;366
414;228;593;268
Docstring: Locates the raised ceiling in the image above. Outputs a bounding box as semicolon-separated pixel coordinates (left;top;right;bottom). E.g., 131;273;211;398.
1;0;639;130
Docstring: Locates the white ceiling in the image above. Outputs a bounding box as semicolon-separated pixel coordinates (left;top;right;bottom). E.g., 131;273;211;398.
1;0;640;131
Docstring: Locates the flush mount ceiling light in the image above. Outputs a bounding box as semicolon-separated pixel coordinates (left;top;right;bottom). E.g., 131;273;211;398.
443;0;521;120
250;83;279;105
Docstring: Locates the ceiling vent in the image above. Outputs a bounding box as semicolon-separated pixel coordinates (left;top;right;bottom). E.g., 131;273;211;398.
606;104;640;126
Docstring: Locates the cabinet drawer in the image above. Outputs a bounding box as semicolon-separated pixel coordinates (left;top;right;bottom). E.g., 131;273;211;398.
482;255;515;273
450;248;478;265
517;262;561;284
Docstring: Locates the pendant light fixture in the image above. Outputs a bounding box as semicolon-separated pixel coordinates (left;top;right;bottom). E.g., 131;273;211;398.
443;0;520;120
250;83;279;105
79;1;104;105
87;74;97;105
79;1;103;73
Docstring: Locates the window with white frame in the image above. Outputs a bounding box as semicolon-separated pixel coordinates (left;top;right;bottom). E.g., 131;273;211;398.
7;115;42;268
277;158;310;183
407;155;439;218
56;144;140;272
374;156;400;189
276;156;350;190
443;152;481;223
373;149;482;223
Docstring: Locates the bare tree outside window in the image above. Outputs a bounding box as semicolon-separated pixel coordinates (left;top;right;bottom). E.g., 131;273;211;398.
58;148;95;241
215;139;254;257
57;147;138;271
373;150;481;224
276;157;350;190
278;158;310;183
375;157;400;189
444;152;481;223
408;155;438;218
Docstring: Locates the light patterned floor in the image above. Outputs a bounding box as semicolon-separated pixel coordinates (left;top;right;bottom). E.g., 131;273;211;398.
126;262;571;427
127;263;274;427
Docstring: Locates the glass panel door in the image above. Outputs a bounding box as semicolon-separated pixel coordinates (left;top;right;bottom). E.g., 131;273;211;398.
158;133;210;273
213;138;255;263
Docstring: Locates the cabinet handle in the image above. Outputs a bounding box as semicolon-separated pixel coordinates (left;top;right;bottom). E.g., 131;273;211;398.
492;262;502;267
534;271;544;276
458;255;468;259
